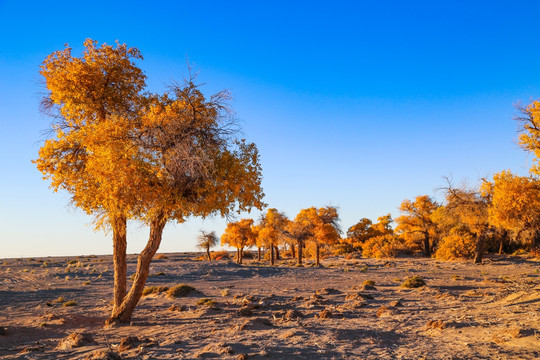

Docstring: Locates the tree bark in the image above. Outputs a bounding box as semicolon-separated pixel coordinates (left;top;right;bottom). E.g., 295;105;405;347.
239;247;244;264
474;233;486;264
315;243;320;267
423;233;431;257
297;240;303;265
498;230;507;255
270;245;275;265
206;244;211;261
274;245;280;260
257;247;261;261
290;243;296;259
111;214;127;314
107;211;166;324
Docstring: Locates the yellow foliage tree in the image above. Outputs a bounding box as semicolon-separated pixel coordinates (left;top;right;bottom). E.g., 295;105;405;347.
484;170;540;252
395;195;439;256
434;182;491;263
258;208;289;265
35;40;264;324
221;219;257;264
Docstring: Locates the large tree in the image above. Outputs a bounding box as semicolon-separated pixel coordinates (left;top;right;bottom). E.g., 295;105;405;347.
35;40;264;324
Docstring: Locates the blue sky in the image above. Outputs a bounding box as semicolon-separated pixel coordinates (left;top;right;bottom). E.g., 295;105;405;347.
1;1;539;257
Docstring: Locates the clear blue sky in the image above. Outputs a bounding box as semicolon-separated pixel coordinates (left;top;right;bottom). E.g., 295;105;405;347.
1;0;538;257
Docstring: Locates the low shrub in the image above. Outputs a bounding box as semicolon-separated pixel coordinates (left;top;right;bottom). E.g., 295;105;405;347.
362;235;407;258
167;284;195;298
434;232;476;260
401;275;426;288
142;286;169;296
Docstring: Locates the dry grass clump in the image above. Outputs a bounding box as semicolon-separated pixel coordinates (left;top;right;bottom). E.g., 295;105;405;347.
318;309;332;319
63;300;78;307
221;288;230;297
142;286;169;296
401;275;426;288
212;250;230;260
56;331;96;349
84;349;121;360
154;254;168;259
167;284;196;298
283;309;303;321
376;305;390;317
362;280;376;287
197;298;217;307
426;320;446;329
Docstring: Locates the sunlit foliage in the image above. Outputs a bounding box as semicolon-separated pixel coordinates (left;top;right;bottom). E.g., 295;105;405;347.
484;171;540;251
395;195;439;255
221;219;257;264
35;39;264;324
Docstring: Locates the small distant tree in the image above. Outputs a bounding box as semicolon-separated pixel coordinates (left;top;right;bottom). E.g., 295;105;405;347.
197;231;219;261
341;218;374;252
221;219;257;264
312;206;341;266
258;208;288;265
286;209;316;266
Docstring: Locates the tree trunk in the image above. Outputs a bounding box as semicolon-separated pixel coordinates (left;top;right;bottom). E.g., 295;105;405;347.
316;243;320;267
270;245;275;265
423;233;431;257
106;212;166;324
274;245;280;260
111;214;127;314
236;248;240;264
257;247;261;261
498;230;507;255
474;233;486;264
206;244;211;261
297;240;303;265
291;243;296;259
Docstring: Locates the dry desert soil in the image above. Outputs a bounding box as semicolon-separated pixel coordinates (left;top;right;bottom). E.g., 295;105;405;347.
0;253;538;359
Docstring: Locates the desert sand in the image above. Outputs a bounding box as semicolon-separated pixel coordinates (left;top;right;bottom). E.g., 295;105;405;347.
0;253;538;359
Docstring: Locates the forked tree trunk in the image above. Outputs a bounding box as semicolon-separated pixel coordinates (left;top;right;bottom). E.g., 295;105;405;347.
297;240;303;265
111;214;127;313
239;247;244;264
315;243;320;267
474;233;486;264
206;245;212;261
106;212;167;324
270;245;275;265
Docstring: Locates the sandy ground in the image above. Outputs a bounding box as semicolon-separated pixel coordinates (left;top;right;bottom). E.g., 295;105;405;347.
0;253;538;359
